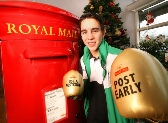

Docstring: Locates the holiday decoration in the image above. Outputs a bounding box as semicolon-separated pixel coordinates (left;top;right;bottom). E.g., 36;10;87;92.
145;35;150;41
115;28;121;36
109;2;115;7
115;16;120;22
156;34;166;43
106;32;112;37
111;13;115;18
145;12;154;25
99;6;103;15
121;28;126;36
90;5;94;10
105;20;109;25
108;37;112;42
82;0;130;49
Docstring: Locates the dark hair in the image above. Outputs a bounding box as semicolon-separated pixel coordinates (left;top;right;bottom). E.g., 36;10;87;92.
79;12;104;31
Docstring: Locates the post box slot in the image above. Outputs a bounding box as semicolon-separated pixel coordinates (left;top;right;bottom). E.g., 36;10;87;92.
22;47;73;59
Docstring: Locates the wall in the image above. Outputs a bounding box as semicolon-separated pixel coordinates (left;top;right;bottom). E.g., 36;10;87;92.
116;0;136;45
34;0;88;17
34;0;136;45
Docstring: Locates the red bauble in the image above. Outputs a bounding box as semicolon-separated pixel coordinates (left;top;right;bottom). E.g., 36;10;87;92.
111;13;115;18
105;20;109;25
109;2;115;7
115;17;119;22
121;29;126;36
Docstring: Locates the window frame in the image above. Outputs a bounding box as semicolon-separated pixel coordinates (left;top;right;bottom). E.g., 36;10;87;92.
127;0;168;44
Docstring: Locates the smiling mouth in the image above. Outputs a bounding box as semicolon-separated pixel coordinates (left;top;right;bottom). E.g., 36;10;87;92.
88;42;96;47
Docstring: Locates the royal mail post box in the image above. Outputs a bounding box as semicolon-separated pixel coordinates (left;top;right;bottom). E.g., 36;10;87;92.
0;1;86;123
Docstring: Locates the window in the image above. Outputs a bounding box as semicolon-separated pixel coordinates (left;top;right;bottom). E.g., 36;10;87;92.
138;0;168;42
127;0;168;43
127;0;168;70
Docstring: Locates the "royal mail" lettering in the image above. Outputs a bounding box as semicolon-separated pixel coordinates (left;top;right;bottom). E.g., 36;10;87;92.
6;23;78;38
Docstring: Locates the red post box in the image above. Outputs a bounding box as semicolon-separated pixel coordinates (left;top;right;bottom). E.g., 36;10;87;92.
0;1;85;123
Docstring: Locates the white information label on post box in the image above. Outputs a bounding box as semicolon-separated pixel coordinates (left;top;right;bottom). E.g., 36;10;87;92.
44;87;66;123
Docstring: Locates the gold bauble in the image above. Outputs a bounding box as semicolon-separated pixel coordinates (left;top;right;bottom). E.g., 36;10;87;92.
115;28;121;36
99;6;103;12
90;5;94;10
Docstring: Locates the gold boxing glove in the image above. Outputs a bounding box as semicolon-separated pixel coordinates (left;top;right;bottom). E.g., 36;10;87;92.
62;70;84;100
110;48;168;121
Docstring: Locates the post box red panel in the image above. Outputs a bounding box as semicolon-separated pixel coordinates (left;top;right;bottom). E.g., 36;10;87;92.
0;1;80;41
0;1;86;123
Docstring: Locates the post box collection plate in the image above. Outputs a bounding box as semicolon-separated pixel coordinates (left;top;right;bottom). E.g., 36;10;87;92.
42;85;67;123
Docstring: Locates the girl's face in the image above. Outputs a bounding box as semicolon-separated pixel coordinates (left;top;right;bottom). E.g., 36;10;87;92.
80;18;106;57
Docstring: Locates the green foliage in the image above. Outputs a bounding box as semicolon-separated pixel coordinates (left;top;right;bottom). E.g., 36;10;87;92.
135;40;168;70
83;0;130;50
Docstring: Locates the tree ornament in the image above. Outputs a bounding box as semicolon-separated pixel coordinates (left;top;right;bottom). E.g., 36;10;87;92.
99;6;103;15
111;13;115;18
145;12;154;25
104;25;110;30
115;28;121;36
90;5;94;10
115;17;119;22
156;34;165;43
109;2;115;7
121;29;126;36
145;35;150;41
108;37;112;45
105;20;109;25
106;32;112;36
108;37;112;42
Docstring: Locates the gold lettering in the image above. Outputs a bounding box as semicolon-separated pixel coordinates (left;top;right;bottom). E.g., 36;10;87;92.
19;24;31;34
58;28;66;36
66;30;71;37
71;30;74;37
41;26;48;35
73;30;78;38
6;23;18;34
58;28;78;38
31;25;40;34
49;27;55;35
6;23;78;38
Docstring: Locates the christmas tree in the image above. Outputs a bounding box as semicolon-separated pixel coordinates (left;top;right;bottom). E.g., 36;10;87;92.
135;37;168;71
82;0;130;49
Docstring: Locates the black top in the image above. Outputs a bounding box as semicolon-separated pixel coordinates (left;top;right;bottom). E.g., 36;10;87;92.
79;60;108;123
87;81;108;123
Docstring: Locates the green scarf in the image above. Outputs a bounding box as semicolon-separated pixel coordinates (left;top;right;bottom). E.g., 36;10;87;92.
82;39;109;116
